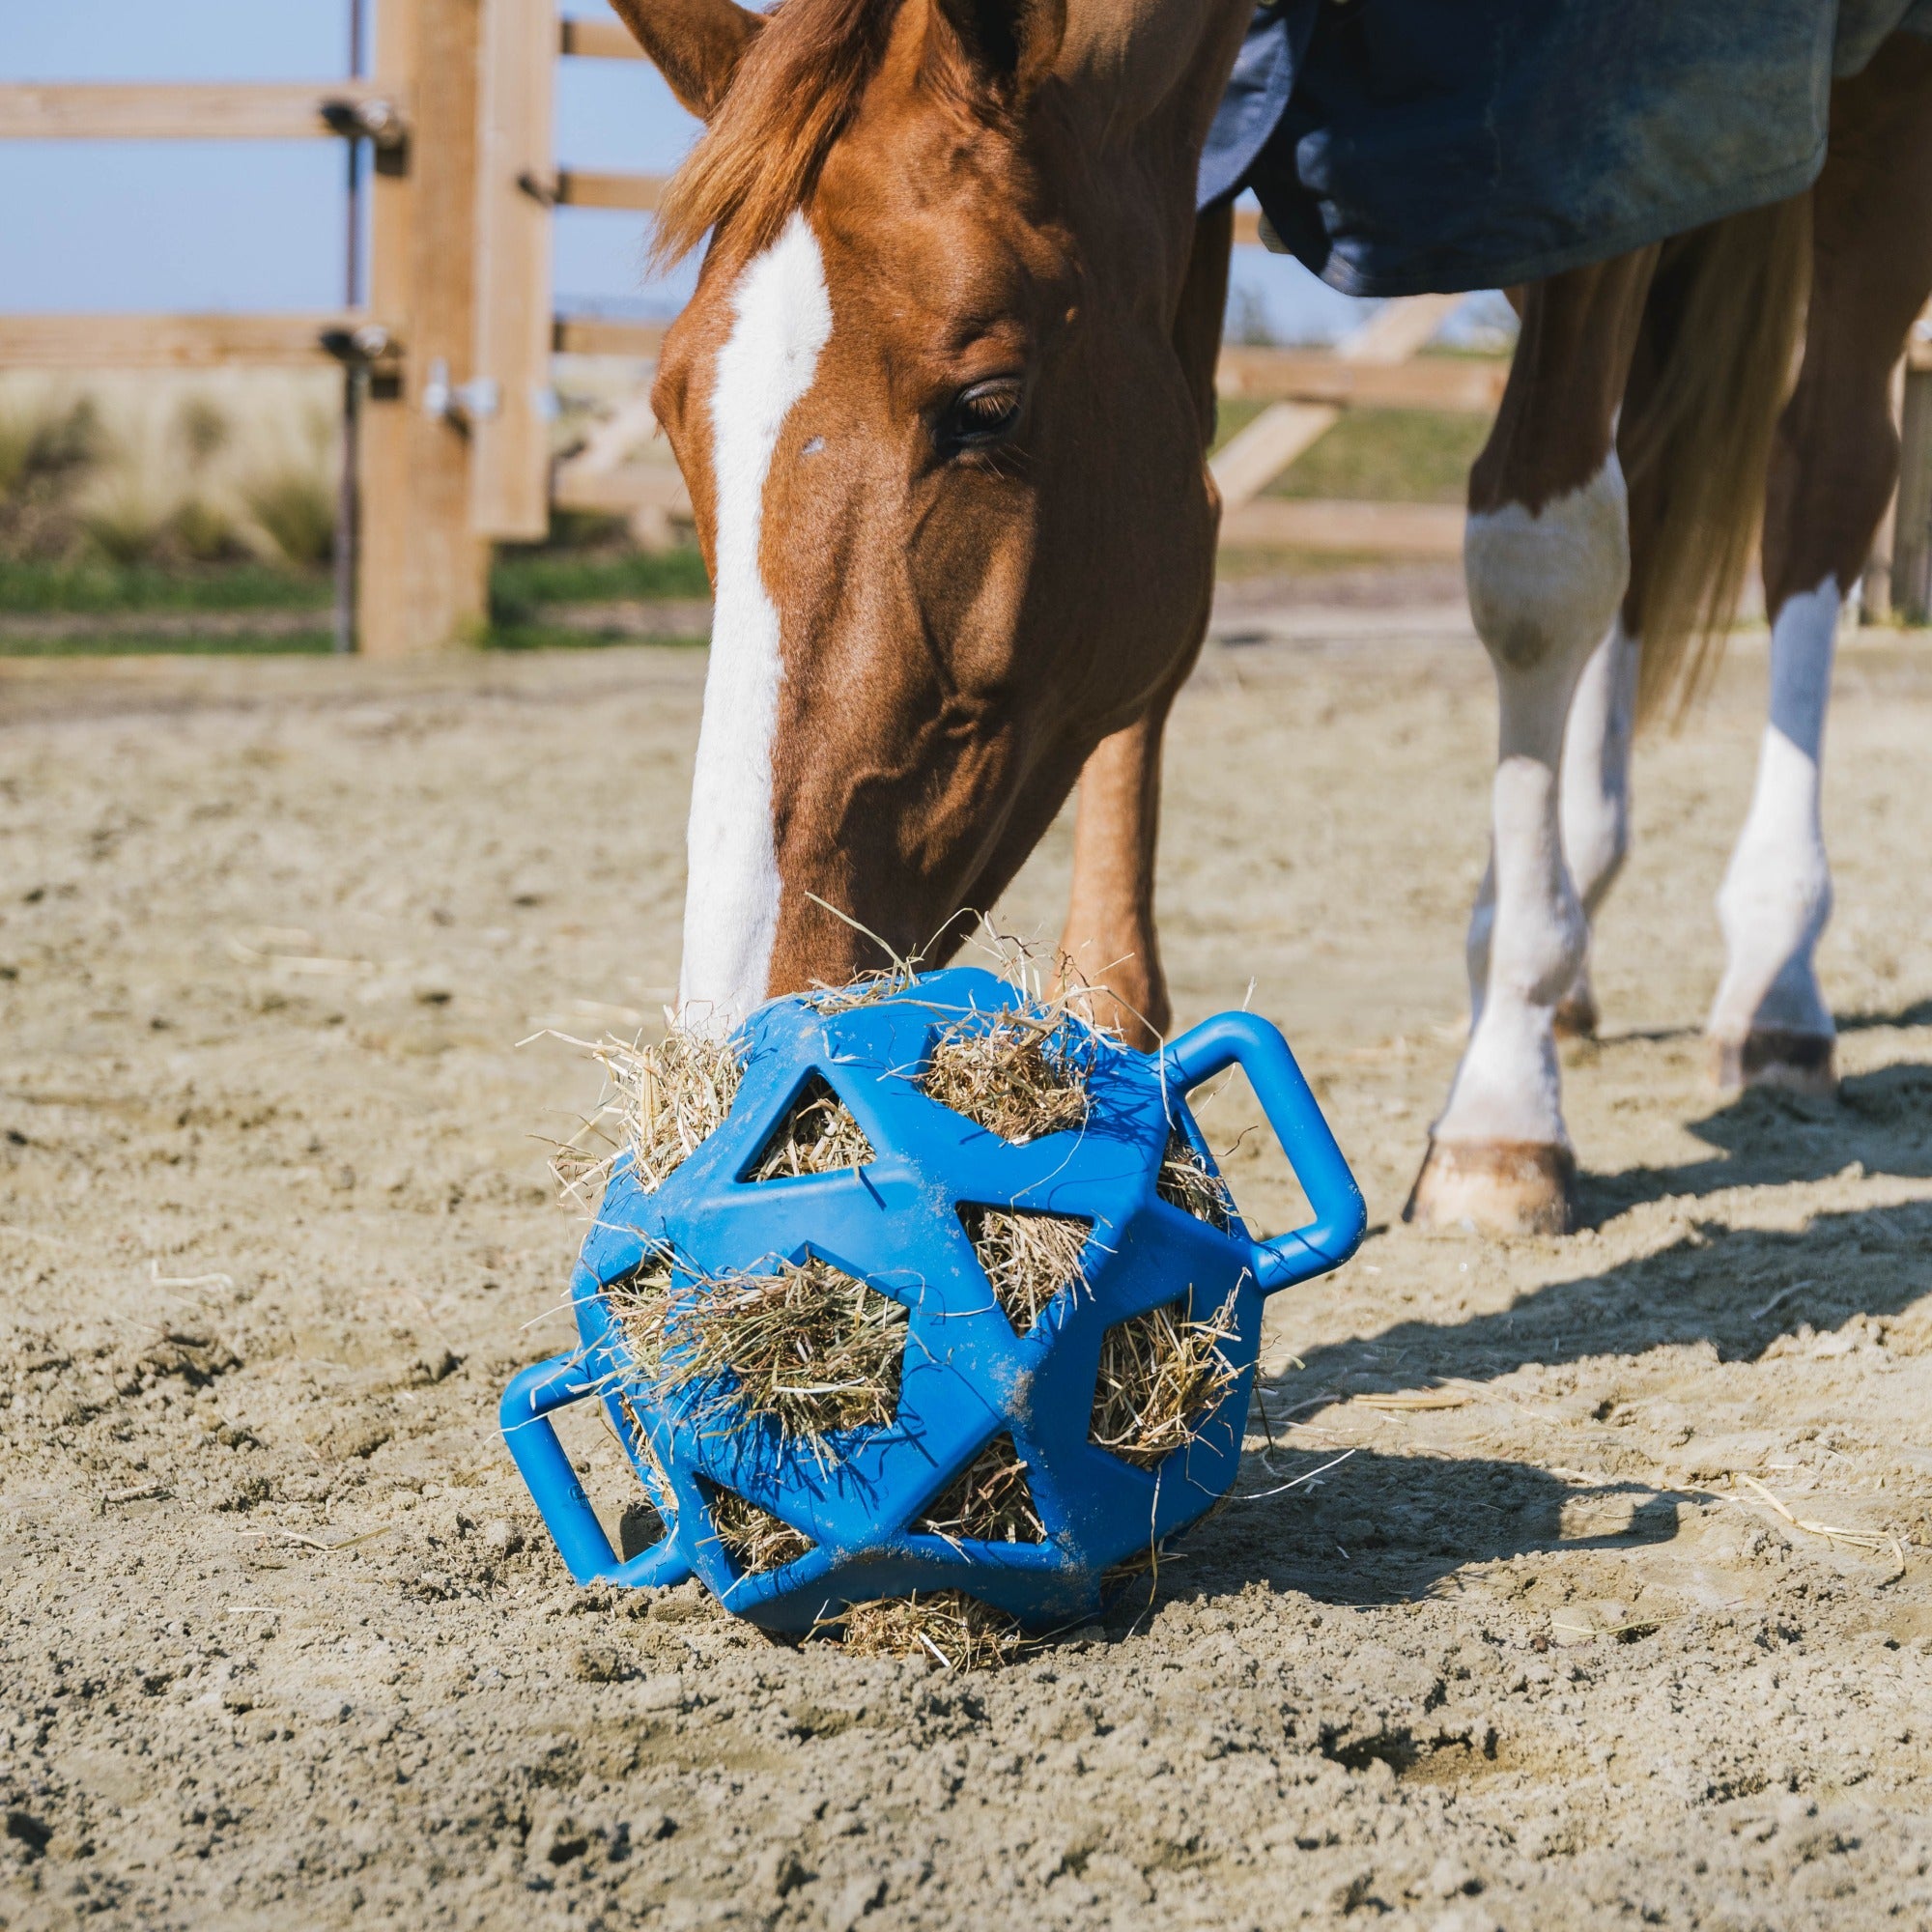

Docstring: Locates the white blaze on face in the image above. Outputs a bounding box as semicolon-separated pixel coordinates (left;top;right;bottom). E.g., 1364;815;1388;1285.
676;212;832;1036
1710;575;1839;1041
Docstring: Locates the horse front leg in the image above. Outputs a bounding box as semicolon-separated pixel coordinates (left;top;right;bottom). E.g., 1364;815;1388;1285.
1057;699;1178;1047
1552;614;1642;1038
1407;255;1656;1236
1709;33;1932;1094
1055;200;1231;1049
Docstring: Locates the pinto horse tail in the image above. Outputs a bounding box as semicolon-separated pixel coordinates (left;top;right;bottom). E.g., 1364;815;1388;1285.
1620;192;1813;723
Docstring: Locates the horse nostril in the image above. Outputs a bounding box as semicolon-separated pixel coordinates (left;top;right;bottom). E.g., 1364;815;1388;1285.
801;436;826;457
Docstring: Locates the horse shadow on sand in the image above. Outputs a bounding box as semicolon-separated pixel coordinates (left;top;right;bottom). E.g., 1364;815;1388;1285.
1578;1002;1932;1223
1125;1192;1932;1614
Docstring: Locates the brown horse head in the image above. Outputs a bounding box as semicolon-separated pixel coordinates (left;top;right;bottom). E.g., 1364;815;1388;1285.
609;0;1247;1029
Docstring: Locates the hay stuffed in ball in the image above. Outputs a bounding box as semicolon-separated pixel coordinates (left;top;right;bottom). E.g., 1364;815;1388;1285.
613;1254;907;1444
708;1487;814;1575
1089;1290;1242;1470
1157;1132;1235;1230
916;1432;1045;1546
957;1205;1091;1334
923;1005;1091;1142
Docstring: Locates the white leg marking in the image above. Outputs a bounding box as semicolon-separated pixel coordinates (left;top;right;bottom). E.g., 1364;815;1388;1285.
676;213;832;1035
1551;613;1641;1024
1435;458;1629;1148
1709;576;1838;1044
1561;613;1640;918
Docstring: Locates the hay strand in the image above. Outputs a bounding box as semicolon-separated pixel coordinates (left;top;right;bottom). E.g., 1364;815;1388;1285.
1090;1291;1242;1470
916;1434;1045;1545
959;1206;1091;1334
838;1591;1027;1670
923;1008;1091;1143
746;1074;874;1180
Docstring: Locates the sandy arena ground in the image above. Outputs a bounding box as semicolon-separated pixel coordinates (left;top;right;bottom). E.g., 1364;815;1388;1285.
3;620;1930;1930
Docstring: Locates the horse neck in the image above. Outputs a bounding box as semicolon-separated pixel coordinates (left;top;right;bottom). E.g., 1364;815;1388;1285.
1058;0;1253;144
1049;0;1252;314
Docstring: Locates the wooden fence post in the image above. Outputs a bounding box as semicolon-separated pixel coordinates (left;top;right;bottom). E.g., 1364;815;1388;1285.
359;0;491;655
470;0;556;541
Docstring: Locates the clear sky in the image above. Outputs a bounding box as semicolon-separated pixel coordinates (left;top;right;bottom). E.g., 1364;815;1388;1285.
0;0;1383;340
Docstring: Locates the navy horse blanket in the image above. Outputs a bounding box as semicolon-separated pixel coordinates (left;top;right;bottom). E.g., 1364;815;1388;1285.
1201;0;1932;296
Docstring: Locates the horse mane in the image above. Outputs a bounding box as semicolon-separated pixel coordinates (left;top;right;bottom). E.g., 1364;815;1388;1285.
652;0;912;269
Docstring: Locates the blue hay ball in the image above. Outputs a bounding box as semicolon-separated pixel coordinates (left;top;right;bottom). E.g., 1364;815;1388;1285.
501;966;1364;1634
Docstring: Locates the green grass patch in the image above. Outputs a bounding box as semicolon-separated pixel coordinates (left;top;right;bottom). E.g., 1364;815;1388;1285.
0;557;329;615
1265;409;1490;505
0;541;714;625
485;621;707;652
489;545;711;624
0;629;333;658
1210;402;1490;506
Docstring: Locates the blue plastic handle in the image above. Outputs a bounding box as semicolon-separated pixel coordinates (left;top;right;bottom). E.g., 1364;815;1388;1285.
1161;1010;1366;1293
498;1354;694;1588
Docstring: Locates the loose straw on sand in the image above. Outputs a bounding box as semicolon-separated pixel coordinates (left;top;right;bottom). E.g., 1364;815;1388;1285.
837;1592;1028;1670
1732;1470;1908;1565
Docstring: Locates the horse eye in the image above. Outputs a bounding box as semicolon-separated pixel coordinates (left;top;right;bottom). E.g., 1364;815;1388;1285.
942;379;1024;454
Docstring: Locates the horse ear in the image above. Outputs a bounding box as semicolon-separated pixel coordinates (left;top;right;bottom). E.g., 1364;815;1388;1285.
924;0;1067;105
606;0;764;122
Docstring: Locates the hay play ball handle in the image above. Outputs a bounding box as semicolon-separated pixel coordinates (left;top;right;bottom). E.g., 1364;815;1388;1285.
499;1356;695;1589
1160;1009;1365;1293
502;968;1366;1633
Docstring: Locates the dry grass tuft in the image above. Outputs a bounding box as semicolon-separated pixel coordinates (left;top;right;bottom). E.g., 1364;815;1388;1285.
923;1008;1091;1144
804;958;921;1014
617;1255;907;1445
553;1024;744;1206
959;1206;1091;1335
706;1485;813;1576
1090;1292;1242;1470
605;1251;677;1378
838;1591;1028;1670
1157;1132;1236;1230
747;1074;873;1179
916;1433;1044;1545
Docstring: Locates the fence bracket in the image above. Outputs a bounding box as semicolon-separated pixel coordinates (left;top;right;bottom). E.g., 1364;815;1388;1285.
321;95;408;152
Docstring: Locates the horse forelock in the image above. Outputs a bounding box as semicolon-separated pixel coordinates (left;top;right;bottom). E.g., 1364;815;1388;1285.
653;0;913;270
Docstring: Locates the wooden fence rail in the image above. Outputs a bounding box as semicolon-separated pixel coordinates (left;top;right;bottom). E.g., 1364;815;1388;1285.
0;81;404;142
7;10;1930;641
0;313;393;370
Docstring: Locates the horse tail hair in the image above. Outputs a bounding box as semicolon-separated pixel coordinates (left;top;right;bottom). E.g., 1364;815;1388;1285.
1621;192;1812;723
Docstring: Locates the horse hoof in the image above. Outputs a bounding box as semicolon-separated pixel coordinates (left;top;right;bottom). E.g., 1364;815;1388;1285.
1403;1138;1577;1236
1710;1028;1837;1098
1552;989;1599;1041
